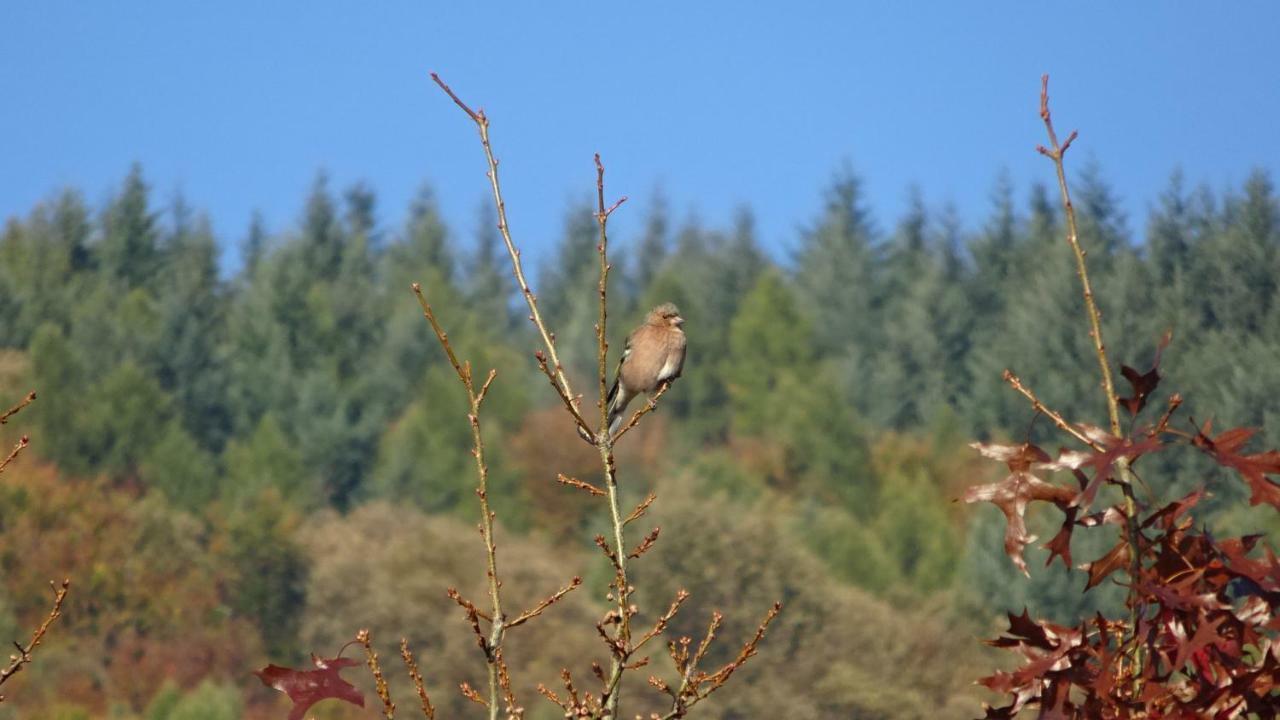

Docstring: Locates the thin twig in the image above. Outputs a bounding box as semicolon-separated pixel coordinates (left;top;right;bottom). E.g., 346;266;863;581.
624;493;658;527
0;436;29;476
508;577;584;629
357;629;395;719
413;281;506;719
430;72;591;436
556;473;606;497
1003;370;1103;451
1037;75;1120;437
0;579;69;700
0;392;35;425
596;154;614;444
411;283;469;384
1149;393;1183;438
400;639;437;720
612;381;672;443
634;590;690;654
657;603;783;719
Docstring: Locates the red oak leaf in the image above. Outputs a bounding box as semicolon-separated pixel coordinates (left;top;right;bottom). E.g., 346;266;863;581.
966;442;1075;576
1117;330;1171;416
1080;539;1131;591
1048;432;1161;512
254;654;366;720
1172;612;1227;673
1141;488;1206;531
1193;422;1280;510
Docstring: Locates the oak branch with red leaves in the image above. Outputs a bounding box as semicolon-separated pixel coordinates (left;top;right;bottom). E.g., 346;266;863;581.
964;76;1280;718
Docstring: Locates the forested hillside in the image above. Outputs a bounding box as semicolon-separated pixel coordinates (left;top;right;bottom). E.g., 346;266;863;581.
0;161;1277;718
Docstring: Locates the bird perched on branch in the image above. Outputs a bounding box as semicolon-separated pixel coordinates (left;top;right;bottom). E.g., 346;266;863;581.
592;302;686;440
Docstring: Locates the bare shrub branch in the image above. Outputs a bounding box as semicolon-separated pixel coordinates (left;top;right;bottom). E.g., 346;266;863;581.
400;639;437;720
429;72;778;720
0;579;70;702
0;391;35;425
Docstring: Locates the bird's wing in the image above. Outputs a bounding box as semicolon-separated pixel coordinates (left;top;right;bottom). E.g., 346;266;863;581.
606;331;634;406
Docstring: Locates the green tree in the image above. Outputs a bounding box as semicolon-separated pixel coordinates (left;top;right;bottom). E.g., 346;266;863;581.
217;489;308;661
221;413;314;507
140;422;218;511
725;270;813;436
98;165;161;292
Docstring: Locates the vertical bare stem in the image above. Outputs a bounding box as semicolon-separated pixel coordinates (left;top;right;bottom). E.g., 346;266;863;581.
592;154;632;718
400;639;437;720
1037;73;1144;684
412;283;505;720
1036;75;1120;437
596;154;612;437
430;72;591;436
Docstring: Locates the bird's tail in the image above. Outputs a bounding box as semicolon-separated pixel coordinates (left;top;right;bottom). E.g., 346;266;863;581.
605;377;630;436
577;378;628;444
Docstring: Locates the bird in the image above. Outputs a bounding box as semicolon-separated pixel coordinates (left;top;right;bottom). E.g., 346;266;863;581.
595;302;686;439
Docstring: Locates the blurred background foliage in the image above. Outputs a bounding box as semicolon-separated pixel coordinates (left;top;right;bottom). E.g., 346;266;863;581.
0;162;1277;717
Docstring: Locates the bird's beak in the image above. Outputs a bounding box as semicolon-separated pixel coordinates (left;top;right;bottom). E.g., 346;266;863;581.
673;316;685;327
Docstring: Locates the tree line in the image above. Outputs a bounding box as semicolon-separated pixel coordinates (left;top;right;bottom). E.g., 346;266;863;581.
0;162;1275;718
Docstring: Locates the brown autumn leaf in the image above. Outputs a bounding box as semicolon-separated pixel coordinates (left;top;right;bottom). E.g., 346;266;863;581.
1140;488;1206;531
1080;540;1131;591
1041;510;1077;570
1048;433;1161;512
1193;422;1280;509
254;654;366;720
1117;330;1171;416
965;442;1075;576
1171;611;1227;674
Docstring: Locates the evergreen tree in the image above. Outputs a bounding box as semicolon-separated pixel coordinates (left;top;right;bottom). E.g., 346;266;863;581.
154;208;231;450
241;210;268;278
794;168;877;358
539;201;604;378
98;164;161;291
632;187;670;296
725;269;813;436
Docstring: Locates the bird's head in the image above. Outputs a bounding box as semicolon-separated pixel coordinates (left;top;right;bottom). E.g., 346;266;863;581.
649;302;684;329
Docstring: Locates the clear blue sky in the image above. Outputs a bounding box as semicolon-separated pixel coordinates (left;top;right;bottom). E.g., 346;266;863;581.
3;3;1278;273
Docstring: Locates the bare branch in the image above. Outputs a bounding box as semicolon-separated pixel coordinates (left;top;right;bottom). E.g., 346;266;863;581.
0;579;69;699
624;493;658;527
1038;75;1119;437
0;436;30;476
1003;370;1103;451
634;590;690;654
628;527;661;559
534;351;593;435
508;576;583;629
0;392;35;425
412;283;470;388
1039;72;1145;684
1149;393;1183;439
430;71;589;435
400;639;437;720
356;629;395;719
459;681;488;707
557;473;606;497
429;72;480;122
611;381;672;443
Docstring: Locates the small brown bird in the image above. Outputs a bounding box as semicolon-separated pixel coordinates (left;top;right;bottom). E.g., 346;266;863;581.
605;302;686;435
